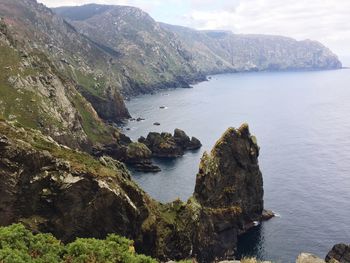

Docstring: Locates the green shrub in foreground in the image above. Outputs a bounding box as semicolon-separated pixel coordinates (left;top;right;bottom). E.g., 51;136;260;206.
0;224;156;263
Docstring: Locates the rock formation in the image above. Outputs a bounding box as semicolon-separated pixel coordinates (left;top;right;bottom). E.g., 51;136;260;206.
92;137;161;173
0;121;269;262
191;124;268;262
139;129;202;158
326;244;350;263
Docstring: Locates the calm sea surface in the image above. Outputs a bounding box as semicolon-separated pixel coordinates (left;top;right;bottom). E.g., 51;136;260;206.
124;69;350;262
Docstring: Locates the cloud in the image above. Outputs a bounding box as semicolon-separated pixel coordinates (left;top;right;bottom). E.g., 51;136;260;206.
38;0;350;58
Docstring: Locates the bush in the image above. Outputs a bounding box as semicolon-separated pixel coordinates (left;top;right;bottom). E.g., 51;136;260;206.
0;224;157;263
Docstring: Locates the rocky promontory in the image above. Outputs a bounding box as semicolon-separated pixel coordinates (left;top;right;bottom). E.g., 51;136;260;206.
139;128;202;158
0;120;269;262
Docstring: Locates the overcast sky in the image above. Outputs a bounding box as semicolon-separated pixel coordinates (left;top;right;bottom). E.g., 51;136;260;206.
39;0;350;63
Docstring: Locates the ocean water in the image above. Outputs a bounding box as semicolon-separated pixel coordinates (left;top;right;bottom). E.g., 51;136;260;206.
124;69;350;262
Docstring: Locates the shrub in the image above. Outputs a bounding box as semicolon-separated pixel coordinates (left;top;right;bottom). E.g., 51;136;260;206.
0;224;156;263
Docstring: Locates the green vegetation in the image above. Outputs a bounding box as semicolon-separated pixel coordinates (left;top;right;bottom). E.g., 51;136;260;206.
71;93;113;144
0;120;117;178
0;45;43;129
74;70;106;98
0;224;156;263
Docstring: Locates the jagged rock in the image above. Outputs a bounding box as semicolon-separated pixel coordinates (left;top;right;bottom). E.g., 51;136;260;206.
296;253;326;263
139;132;184;158
326;244;350;263
261;209;275;221
133;162;161;173
93;140;161;172
0;121;268;262
0;121;149;243
139;129;201;158
191;124;267;262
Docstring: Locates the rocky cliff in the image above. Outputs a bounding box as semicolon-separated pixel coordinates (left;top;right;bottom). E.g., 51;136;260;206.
161;24;342;73
0;0;342;151
0;120;268;262
54;4;342;91
0;0;130;125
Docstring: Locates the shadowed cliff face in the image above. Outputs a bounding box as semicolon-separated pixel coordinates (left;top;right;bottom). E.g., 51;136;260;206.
194;124;263;220
0;120;265;262
191;124;264;262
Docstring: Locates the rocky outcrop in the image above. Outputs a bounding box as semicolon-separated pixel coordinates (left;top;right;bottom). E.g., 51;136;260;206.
139;129;202;158
0;120;151;243
191;124;268;262
326;244;350;263
0;121;268;262
297;253;326;263
93;137;161;173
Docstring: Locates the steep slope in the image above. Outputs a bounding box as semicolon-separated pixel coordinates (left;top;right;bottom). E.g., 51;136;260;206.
0;17;116;149
54;4;204;96
0;120;269;262
0;0;130;123
54;4;341;78
161;23;342;72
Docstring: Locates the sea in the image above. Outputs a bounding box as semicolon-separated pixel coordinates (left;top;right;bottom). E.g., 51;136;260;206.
123;68;350;262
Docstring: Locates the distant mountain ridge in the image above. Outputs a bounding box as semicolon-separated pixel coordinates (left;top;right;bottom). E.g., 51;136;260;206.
0;0;343;151
54;3;342;79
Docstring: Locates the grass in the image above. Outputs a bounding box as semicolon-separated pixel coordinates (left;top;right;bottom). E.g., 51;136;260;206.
74;70;106;98
71;92;113;144
0;120;118;178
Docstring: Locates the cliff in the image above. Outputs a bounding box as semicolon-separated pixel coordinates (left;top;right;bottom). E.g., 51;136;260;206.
54;4;342;96
0;0;130;124
0;120;267;262
161;24;342;73
0;0;342;151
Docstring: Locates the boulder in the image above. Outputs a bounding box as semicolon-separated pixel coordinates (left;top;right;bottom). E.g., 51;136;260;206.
139;129;201;158
296;253;326;263
139;132;184;158
326;244;350;263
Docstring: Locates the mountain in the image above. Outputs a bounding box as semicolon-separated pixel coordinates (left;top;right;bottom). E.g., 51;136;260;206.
0;0;130;126
161;23;342;72
0;0;342;150
54;4;205;96
54;4;342;78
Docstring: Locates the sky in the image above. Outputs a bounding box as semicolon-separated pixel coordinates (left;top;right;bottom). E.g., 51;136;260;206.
38;0;350;64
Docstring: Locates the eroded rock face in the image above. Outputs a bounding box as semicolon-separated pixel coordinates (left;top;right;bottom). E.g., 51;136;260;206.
0;121;151;243
326;244;350;263
139;129;202;158
194;124;263;221
0;121;267;262
191;124;265;262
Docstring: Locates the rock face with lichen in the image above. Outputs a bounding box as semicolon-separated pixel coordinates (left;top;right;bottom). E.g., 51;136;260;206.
0;121;268;262
326;244;350;263
139;129;202;158
191;124;265;262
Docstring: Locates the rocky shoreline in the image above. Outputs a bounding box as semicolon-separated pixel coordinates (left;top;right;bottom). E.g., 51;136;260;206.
0;120;273;262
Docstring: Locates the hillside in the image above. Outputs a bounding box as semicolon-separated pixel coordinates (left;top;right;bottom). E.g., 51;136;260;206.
161;24;342;72
54;4;205;95
0;0;130;124
55;4;342;79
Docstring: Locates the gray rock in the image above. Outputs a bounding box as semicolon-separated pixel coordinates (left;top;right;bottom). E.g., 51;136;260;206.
326;244;350;263
296;253;326;263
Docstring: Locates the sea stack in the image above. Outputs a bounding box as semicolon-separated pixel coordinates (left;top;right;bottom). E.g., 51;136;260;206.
191;123;266;262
